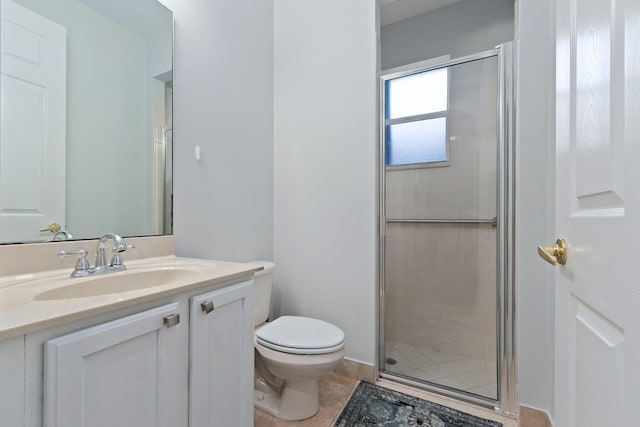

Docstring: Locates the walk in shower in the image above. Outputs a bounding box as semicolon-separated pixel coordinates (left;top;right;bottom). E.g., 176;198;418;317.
378;43;516;413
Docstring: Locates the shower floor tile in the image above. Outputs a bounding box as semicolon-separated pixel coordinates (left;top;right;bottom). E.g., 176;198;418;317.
384;340;497;399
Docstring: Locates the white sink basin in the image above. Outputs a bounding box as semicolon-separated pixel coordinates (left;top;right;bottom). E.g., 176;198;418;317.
34;268;202;301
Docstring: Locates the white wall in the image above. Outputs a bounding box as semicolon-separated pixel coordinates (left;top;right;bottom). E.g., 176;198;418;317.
156;0;556;416
381;0;514;70
148;27;173;79
159;0;274;262
516;0;555;417
273;0;377;365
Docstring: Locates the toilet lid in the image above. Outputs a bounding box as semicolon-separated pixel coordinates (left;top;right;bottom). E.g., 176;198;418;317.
255;316;345;355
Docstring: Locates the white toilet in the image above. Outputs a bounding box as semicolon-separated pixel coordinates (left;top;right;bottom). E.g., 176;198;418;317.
248;261;346;421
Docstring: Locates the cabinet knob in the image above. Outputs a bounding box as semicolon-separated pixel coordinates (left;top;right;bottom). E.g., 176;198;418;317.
163;313;180;328
201;300;214;314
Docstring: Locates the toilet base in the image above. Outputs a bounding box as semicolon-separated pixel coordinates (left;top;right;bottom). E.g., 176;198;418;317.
253;331;345;421
254;378;320;421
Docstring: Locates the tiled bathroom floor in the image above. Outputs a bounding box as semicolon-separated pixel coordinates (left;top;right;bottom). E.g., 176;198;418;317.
384;340;497;398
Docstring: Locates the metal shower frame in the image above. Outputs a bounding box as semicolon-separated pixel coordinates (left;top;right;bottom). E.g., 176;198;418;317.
376;41;518;417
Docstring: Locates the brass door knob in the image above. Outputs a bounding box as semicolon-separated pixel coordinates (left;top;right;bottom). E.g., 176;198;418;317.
40;222;62;233
537;238;567;266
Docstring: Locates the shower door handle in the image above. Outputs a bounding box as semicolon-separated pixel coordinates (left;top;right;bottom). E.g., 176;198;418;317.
537;238;567;266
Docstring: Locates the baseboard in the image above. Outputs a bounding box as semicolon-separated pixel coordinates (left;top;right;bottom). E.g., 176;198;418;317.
334;358;376;383
519;405;553;427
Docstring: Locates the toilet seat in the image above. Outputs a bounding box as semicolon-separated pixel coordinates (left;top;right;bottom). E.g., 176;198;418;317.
255;316;345;355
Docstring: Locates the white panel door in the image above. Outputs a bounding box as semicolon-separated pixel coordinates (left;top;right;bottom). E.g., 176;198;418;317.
0;0;66;243
554;0;640;425
190;280;254;427
44;303;187;427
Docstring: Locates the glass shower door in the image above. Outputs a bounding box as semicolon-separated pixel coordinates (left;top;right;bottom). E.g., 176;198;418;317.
381;53;500;400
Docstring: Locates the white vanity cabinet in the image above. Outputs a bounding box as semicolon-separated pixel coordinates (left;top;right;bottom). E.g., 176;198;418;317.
189;280;254;427
0;335;25;427
43;303;187;427
7;276;255;427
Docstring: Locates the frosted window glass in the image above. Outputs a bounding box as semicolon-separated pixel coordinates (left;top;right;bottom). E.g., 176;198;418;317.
386;118;447;166
386;68;448;119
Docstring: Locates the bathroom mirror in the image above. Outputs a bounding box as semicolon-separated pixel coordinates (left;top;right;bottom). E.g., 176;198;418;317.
0;0;173;244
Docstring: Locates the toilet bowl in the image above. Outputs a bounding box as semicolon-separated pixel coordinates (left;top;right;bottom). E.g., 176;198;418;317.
247;261;345;421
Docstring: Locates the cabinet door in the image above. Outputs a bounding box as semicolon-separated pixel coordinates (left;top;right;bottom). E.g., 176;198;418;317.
44;303;187;427
190;280;254;427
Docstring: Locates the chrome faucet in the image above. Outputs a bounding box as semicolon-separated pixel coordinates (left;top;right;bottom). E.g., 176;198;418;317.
95;233;128;270
52;230;73;241
58;233;135;277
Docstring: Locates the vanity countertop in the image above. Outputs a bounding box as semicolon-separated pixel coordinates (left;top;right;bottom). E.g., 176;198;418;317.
0;255;261;340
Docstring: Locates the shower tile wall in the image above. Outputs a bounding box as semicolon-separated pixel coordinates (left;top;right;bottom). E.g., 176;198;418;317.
383;57;498;399
385;223;497;363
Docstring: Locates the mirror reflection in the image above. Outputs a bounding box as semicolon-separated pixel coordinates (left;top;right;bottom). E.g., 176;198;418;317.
0;0;173;244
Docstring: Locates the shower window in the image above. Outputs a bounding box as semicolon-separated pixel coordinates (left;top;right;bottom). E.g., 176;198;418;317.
384;67;449;167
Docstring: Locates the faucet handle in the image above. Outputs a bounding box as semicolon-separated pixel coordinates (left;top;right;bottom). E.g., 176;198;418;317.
58;249;87;258
110;245;135;267
58;249;91;271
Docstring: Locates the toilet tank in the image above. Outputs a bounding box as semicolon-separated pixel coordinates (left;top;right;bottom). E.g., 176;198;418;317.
245;261;274;326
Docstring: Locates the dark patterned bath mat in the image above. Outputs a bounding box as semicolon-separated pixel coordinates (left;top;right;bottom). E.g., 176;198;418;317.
334;382;502;427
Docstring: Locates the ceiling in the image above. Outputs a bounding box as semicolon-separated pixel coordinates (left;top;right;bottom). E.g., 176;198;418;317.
380;0;464;27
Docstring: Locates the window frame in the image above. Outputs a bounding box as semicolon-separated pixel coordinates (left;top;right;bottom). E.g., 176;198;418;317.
382;57;451;170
